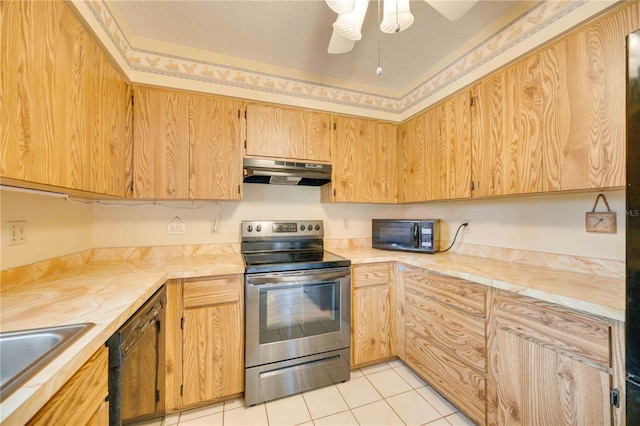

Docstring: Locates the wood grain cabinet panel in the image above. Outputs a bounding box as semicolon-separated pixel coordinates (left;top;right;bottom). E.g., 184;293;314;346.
487;289;617;425
180;275;244;407
351;263;396;366
1;0;131;196
245;103;331;162
322;116;398;203
402;266;487;424
133;87;190;199
189;94;243;200
133;86;242;200
399;112;428;203
27;346;108;426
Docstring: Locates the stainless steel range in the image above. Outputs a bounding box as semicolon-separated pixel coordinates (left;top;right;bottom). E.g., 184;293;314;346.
242;220;351;406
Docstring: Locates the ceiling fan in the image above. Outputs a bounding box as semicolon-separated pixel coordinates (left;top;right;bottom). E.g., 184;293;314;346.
327;0;479;54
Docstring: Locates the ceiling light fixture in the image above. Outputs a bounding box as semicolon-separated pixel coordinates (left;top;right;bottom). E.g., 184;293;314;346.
326;0;478;54
380;0;414;34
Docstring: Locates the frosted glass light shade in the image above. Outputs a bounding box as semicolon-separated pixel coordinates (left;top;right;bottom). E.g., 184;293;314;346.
333;0;369;41
325;0;356;15
380;0;414;33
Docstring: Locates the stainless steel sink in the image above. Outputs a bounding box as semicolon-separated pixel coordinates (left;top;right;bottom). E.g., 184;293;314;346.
0;323;93;401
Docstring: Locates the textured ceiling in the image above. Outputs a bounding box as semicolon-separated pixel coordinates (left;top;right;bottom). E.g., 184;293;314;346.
107;0;532;94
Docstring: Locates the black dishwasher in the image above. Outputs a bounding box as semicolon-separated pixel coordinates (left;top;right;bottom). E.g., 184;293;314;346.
106;286;166;425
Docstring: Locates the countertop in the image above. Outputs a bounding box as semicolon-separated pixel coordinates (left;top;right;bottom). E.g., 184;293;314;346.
0;248;625;424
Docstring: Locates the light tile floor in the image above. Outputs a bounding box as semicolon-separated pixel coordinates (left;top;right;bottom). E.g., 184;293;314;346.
138;360;476;426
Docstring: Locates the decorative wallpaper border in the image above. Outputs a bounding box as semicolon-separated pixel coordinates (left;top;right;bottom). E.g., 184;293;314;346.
86;0;588;115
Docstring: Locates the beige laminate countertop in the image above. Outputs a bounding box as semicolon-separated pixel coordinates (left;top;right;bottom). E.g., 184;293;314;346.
0;248;625;424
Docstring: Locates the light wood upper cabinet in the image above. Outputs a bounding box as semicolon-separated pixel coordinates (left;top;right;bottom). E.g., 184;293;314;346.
434;91;472;200
133;87;190;199
471;2;638;197
1;0;132;197
323;116;397;203
351;263;396;366
399;112;428;203
133;87;242;200
245;103;331;162
547;3;638;191
189;94;243;200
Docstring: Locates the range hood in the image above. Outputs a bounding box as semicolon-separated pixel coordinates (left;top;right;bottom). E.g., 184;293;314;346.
243;158;331;186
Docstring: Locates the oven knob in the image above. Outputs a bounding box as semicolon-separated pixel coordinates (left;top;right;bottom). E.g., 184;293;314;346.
247;225;253;232
256;225;262;232
300;224;306;231
315;224;320;231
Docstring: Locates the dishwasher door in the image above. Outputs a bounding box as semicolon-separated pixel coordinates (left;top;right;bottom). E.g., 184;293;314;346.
107;286;166;426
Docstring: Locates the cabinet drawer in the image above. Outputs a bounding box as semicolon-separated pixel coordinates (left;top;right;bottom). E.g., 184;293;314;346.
352;263;391;288
494;291;611;366
406;330;485;425
406;292;485;370
404;266;485;317
183;275;242;309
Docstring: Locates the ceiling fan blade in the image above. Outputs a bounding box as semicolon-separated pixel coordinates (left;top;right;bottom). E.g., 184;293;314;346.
328;29;356;54
426;0;478;21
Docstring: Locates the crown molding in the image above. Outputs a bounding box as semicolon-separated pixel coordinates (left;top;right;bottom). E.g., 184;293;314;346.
72;0;613;121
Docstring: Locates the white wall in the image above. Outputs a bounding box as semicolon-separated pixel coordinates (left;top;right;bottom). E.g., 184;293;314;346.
91;184;405;247
0;188;94;270
0;185;626;270
406;189;626;261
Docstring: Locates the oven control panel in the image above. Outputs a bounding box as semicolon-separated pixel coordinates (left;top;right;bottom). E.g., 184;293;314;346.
241;220;324;238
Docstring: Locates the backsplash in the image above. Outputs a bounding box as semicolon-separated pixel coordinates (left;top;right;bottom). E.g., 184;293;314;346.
1;185;625;273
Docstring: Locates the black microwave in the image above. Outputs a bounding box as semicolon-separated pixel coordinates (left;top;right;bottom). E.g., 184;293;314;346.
372;219;440;254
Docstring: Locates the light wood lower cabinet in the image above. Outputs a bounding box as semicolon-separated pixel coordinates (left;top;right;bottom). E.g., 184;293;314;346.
27;346;108;426
403;266;488;425
487;290;621;426
351;263;396;366
165;275;244;411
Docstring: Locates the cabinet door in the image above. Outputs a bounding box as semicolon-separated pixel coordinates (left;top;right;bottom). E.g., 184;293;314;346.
27;346;108;426
488;290;613;425
332;116;375;202
189;95;242;200
182;276;244;406
399;113;428;202
2;0;86;190
493;329;611;425
377;122;399;203
84;43;132;197
549;4;636;191
245;104;331;162
133;87;190;199
434;91;472;200
351;263;395;366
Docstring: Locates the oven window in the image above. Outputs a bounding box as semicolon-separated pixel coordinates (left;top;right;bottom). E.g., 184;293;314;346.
259;281;340;344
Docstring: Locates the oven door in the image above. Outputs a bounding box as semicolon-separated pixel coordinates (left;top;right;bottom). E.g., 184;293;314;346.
245;267;351;368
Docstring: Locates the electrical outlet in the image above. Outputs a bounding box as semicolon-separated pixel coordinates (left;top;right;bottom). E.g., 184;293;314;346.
167;222;186;235
463;219;471;233
7;221;27;245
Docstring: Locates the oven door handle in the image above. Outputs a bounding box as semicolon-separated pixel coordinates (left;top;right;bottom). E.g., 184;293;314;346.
247;270;349;286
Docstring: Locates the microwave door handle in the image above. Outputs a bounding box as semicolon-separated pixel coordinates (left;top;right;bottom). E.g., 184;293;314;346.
413;223;420;249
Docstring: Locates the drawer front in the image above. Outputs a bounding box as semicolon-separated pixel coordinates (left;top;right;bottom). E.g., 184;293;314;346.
406;292;486;370
183;275;242;309
495;291;610;366
406;330;486;425
352;263;391;288
404;266;485;317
